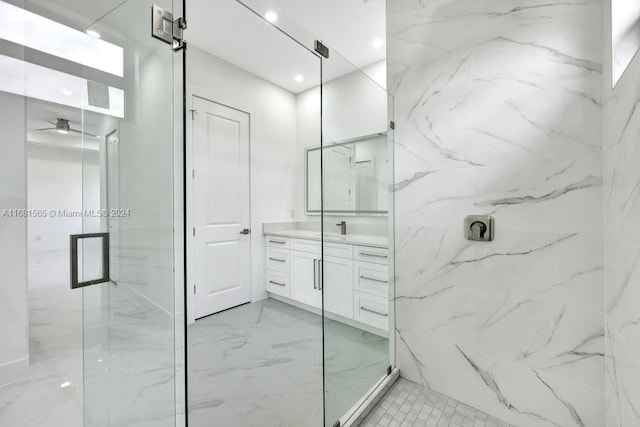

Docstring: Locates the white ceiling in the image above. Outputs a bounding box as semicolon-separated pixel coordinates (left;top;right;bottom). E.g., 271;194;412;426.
11;0;386;146
186;0;386;93
4;0;123;31
271;0;386;71
187;0;321;93
8;0;385;94
26;98;116;151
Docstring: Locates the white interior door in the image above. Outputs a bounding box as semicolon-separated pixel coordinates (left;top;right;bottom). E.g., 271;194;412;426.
192;96;251;318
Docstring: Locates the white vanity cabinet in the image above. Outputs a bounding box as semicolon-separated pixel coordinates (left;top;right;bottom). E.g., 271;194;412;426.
264;233;389;334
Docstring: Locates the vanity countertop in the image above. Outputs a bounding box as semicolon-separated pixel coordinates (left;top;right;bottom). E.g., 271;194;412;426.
264;229;388;249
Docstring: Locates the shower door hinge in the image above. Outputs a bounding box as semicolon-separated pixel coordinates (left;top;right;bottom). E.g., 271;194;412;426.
193;285;196;294
151;5;187;51
314;40;329;59
390;120;395;130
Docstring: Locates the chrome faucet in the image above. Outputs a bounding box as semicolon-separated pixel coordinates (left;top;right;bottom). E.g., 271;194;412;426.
336;221;347;235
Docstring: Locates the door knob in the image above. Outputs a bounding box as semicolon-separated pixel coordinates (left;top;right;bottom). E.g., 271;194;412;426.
240;228;251;235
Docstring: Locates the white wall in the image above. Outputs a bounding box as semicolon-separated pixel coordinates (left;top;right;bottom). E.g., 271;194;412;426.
186;45;299;321
26;145;99;288
111;41;176;320
0;92;28;386
604;1;640;426
295;60;389;227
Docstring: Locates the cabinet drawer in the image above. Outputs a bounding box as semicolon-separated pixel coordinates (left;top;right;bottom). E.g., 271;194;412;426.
354;262;389;297
354;292;389;331
291;239;321;256
324;242;352;259
266;247;289;273
354;245;389;265
266;270;290;298
265;235;290;249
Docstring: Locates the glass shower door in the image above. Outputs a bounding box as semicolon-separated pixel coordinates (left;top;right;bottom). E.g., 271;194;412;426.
320;46;393;426
73;0;181;425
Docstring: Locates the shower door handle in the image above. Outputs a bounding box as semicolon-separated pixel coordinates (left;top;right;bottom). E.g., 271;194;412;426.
70;232;110;289
313;259;318;289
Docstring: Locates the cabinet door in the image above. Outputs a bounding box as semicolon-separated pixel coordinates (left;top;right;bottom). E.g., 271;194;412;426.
323;255;353;319
291;250;321;308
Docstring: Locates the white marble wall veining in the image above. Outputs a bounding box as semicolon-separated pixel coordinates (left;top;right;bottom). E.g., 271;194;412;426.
389;0;604;425
604;0;640;420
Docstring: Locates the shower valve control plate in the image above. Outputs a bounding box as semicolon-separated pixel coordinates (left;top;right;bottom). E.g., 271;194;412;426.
464;215;494;242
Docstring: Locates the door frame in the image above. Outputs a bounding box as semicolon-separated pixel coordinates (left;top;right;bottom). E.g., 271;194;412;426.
185;89;253;324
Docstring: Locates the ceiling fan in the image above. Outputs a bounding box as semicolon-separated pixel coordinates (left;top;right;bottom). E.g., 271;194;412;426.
36;118;99;139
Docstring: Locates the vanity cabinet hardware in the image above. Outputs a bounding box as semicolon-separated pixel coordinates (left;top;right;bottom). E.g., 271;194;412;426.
318;259;323;290
359;275;388;283
269;239;286;244
269;280;286;287
359;251;387;258
360;306;388;317
269;257;286;262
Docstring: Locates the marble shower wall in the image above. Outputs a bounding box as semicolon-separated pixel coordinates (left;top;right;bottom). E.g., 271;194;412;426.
388;0;605;426
603;1;640;426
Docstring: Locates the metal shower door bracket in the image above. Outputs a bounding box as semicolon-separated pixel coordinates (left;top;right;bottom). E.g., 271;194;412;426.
151;5;187;51
314;40;329;58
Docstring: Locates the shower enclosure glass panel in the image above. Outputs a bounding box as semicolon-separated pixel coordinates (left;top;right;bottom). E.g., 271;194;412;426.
320;46;393;426
0;0;180;424
79;0;179;425
184;1;322;426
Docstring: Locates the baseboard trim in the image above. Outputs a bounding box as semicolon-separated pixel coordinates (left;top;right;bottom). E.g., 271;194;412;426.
118;282;173;327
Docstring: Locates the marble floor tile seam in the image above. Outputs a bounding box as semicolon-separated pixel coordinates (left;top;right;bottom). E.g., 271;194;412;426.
359;378;514;427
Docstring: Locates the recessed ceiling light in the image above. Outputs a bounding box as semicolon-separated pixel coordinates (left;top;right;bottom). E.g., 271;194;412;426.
61;89;73;97
60;381;71;388
294;74;304;82
372;38;384;49
86;29;101;38
265;11;278;23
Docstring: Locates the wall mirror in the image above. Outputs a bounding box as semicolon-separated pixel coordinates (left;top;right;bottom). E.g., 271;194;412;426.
306;133;388;215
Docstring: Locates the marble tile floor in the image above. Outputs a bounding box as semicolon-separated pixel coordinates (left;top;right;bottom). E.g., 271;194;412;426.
0;271;176;427
0;283;84;426
188;298;389;427
359;378;513;427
